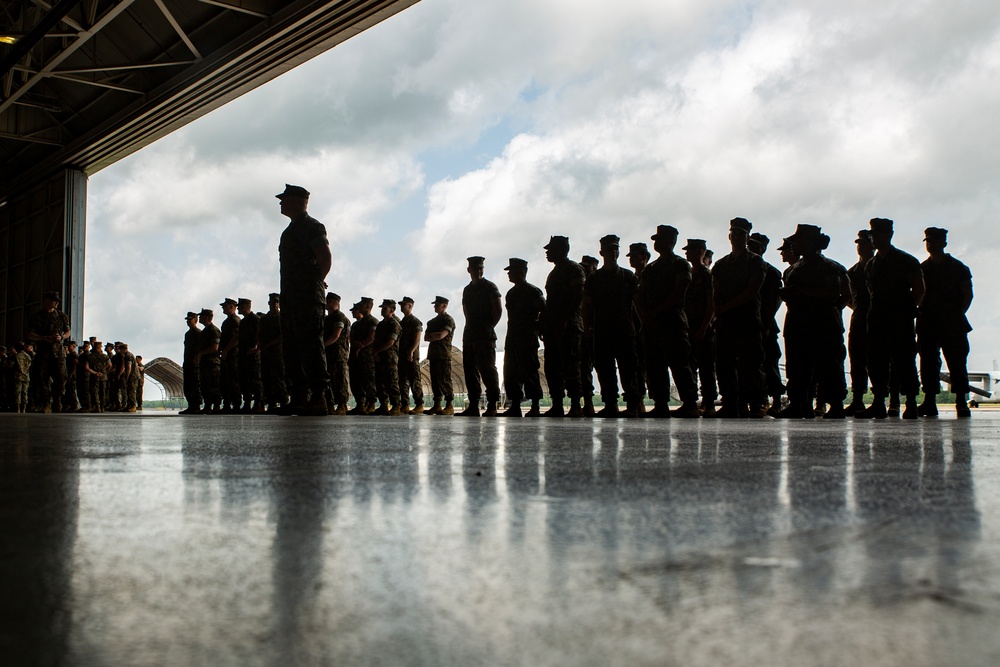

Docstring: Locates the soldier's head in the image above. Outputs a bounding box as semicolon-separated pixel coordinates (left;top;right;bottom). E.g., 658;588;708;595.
924;227;948;256
432;296;449;314
106;342;115;353
777;237;798;265
360;296;375;315
790;224;823;256
380;299;396;318
237;298;252;315
651;225;679;255
580;255;599;276
598;235;620;265
703;249;714;267
729;217;752;251
855;230;874;260
186;311;199;327
544;236;570;263
199;308;214;324
467;256;485;283
326;292;341;312
42;291;60;311
504;258;528;285
626;242;650;272
220;298;237;315
25;342;34;354
276;184;309;219
869;217;894;251
268;293;280;313
350;302;364;320
748;232;770;257
136;356;142;363
81;341;90;351
118;342;129;351
67;341;77;352
683;239;707;266
400;296;415;316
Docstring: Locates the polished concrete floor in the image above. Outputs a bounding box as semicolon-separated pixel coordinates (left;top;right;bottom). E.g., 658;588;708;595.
2;411;998;666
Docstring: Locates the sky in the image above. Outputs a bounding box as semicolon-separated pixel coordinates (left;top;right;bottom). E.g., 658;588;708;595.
83;0;1000;389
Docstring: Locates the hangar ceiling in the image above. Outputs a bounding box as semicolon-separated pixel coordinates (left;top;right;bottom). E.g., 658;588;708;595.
0;0;419;201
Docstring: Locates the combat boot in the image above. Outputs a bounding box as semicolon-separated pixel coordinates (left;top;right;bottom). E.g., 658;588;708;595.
566;398;584;418
645;404;672;418
855;400;887;419
543;403;565;418
583;396;596;417
956;400;972;418
425;400;442;415
483;402;498;417
295;394;329;417
902;397;919;419
844;398;866;416
823;403;846;419
347;403;365;415
498;404;522;417
332;404;348;416
400;405;411;415
456;404;480;417
917;396;938;417
671;401;701;418
524;403;541;417
409;404;425;414
363;401;377;415
388;405;403;416
595;404;620;418
441;401;455;416
373;403;390;416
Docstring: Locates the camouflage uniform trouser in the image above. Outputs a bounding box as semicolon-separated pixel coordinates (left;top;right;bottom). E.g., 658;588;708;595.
580;334;595;398
917;323;970;398
261;348;287;406
398;357;423;408
716;316;764;409
30;348;66;410
689;329;718;404
349;352;376;406
77;374;89;409
593;330;640;404
15;379;29;409
280;300;329;404
238;352;262;407
462;338;500;404
503;341;542;404
429;356;453;402
63;374;78;411
375;354;400;406
644;321;699;405
200;360;222;406
327;351;350;406
848;314;868;399
221;354;240;407
184;363;202;410
867;314;919;399
126;372;140;410
89;378;106;411
543;327;582;402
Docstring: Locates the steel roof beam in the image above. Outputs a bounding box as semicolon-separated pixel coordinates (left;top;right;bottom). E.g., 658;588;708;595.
30;0;86;32
154;0;203;60
0;0;82;81
195;1;269;19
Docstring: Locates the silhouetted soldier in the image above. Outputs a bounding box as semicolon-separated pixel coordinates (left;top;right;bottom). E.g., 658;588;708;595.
712;217;766;418
235;298;262;413
635;225;700;418
579;255;599;416
397;296;424;414
107;342;123;411
683;239;717;416
501;258;545;417
85;339;109;413
117;342;138;412
179;311;202;414
276;183;332;416
584;235;641;417
75;340;91;412
626;241;651;411
541;236;586;417
197;308;222;413
856;217;924;419
63;340;78;412
917;227;973;417
424;296;456;415
323;292;351;415
748;232;785;414
845;230;874;414
259;293;287;413
348;298;378;414
26;291;70;413
703;249;714;269
218;298;240;413
372;299;403;415
460;256;502;417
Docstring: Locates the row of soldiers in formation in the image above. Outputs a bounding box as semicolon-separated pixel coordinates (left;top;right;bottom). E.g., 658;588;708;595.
180;215;973;419
0;292;145;413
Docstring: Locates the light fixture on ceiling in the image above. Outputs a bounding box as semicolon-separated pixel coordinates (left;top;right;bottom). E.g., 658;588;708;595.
0;35;18;45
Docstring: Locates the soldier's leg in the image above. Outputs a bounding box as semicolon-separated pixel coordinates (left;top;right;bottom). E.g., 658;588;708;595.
503;347;524;406
917;328;943;399
736;326;765;412
818;332;848;415
593;333;620;405
643;332;671;413
666;328;699;407
890;320;920;408
941;330;970;405
280;310;306;404
387;361;401;409
481;344;500;406
463;340;483;407
362;356;377;409
617;335;640;406
441;357;454;413
410;359;424;407
543;337;565;407
714;323;740;412
561;329;583;402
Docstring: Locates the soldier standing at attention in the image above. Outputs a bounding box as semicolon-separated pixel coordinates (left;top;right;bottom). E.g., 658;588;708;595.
197;308;223;414
237;298;263;413
683;239;717;416
259;294;287;413
85;340;109;413
583;235;641;418
26;291;70;413
500;258;545;417
459;256;502;417
397;296;424;414
323;292;351;415
703;249;714;269
856;218;924;420
348;298;378;414
626;242;651;411
578;255;599;417
218;298;241;413
845;230;874;415
712;217;766;418
541;236;586;418
76;340;92;412
917;227;973;417
748;232;785;416
635;225;700;418
63;340;79;412
118;342;138;412
424;297;456;415
179;312;202;414
276;184;332;416
13;342;32;413
135;356;145;410
372;299;403;416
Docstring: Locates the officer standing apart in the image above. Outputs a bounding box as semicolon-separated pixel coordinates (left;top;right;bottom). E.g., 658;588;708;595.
500;258;545;417
26;291;71;413
397;296;424;414
459;256;502;417
276;184;332;416
541;236;587;418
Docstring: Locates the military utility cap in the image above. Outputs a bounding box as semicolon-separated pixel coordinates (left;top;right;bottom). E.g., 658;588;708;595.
400;296;415;305
432;296;450;305
114;341;123;347
350;302;363;312
544;235;570;250
581;255;599;268
67;340;76;346
186;311;199;320
682;239;707;251
380;299;397;308
600;234;620;247
651;225;678;240
275;184;310;199
791;224;823;242
924;227;948;241
705;249;714;258
626;242;650;257
730;217;753;233
467;256;485;268
42;290;60;302
819;234;831;251
89;336;97;342
749;232;770;248
237;298;251;307
869;217;894;233
855;230;872;244
268;292;280;301
220;297;237;307
505;258;528;271
200;308;213;317
326;292;341;302
778;236;794;251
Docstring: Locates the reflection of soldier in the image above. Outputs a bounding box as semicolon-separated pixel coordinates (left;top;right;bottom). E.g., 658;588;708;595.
348;298;378;414
856;218;924;420
683;239;717;416
579;255;599;416
372;299;402;415
712;218;766;418
635;225;700;418
26;291;70;413
323;292;351;415
179;311;202;414
748;232;785;413
198;308;222;413
237;298;263;413
917;227;973;417
541;236;586;417
218;298;240;413
424;296;456;415
259;294;287;413
626;242;651;410
583;235;640;417
845;231;874;414
501;258;545;417
460;256;502;417
397;296;424;414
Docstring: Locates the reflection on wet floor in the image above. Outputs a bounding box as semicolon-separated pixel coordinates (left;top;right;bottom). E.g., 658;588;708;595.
0;415;996;665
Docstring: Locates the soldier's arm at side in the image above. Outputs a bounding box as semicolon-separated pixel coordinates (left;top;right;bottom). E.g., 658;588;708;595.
961;279;974;314
314;242;332;280
909;269;926;309
325;324;343;348
407;325;422;361
716;270;764;317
